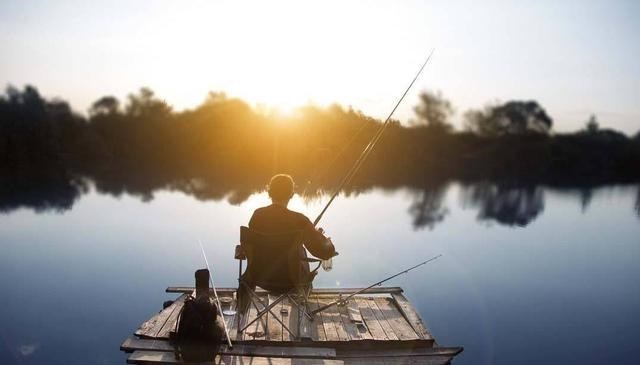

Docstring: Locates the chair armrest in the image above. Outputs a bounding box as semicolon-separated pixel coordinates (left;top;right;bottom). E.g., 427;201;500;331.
234;245;246;260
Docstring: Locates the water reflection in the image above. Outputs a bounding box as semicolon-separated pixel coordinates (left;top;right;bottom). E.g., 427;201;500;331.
408;183;449;230
1;178;638;365
2;170;639;227
461;183;544;227
579;187;593;213
634;185;640;218
0;170;86;213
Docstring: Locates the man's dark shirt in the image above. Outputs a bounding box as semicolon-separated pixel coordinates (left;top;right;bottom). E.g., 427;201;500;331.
248;204;334;261
238;203;335;303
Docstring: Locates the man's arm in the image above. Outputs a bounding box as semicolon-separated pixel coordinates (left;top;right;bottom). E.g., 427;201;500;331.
300;216;336;260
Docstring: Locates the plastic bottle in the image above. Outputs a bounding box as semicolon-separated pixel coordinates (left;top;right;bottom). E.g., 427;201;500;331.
321;257;333;271
321;237;334;271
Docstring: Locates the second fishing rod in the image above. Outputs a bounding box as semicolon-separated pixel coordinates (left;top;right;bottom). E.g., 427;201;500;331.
310;254;442;315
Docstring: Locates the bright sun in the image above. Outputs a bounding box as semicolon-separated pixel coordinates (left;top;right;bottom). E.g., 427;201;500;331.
137;1;398;116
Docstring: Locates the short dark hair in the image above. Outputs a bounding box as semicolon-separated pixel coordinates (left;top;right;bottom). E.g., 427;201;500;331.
268;174;294;201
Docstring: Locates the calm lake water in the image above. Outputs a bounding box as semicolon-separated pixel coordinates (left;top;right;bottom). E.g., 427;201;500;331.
1;183;639;365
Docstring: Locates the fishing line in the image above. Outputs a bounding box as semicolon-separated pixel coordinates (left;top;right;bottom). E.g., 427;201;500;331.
313;49;435;226
198;239;233;348
301;117;373;197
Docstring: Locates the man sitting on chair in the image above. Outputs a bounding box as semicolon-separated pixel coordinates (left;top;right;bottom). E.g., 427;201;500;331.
237;174;336;311
234;174;338;332
249;174;336;274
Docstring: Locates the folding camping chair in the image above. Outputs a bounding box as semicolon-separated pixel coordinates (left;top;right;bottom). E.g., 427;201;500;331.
235;226;322;339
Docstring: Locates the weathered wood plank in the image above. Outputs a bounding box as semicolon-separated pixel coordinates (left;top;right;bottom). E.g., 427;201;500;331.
323;299;349;341
281;297;292;341
156;300;184;339
167;287;403;295
254;296;268;340
373;297;419;341
266;294;283;341
338;303;362;341
391;293;434;342
366;298;398;341
242;296;267;340
127;351;343;364
346;300;363;324
242;297;257;341
338;346;463;358
238;300;249;341
298;306;313;340
135;294;188;338
218;356;343;365
284;296;299;340
316;297;340;341
355;298;385;340
342;356;452;365
121;338;173;353
308;298;327;341
226;344;338;358
121;338;339;358
351;306;373;340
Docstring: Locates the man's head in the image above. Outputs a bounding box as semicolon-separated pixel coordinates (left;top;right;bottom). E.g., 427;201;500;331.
268;174;295;204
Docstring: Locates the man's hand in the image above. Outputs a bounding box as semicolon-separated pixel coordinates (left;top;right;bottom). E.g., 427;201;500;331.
311;227;337;258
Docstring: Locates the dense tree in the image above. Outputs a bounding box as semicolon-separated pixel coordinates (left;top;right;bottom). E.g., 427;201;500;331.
125;87;172;118
89;96;120;117
465;100;552;136
0;85;83;169
411;90;454;133
1;84;639;217
584;114;599;133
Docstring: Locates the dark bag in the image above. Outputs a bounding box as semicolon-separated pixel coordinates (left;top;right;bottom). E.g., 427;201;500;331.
172;295;223;362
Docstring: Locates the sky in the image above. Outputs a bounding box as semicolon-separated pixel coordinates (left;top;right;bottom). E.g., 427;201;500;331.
1;0;639;134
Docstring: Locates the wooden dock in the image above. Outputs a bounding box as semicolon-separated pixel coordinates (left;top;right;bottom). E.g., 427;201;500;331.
121;286;463;364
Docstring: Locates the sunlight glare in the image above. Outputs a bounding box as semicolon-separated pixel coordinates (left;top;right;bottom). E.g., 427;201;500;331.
135;0;403;115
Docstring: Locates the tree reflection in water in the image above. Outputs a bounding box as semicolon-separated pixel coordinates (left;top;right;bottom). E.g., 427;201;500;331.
0;170;87;213
579;188;593;213
462;183;545;227
408;183;449;230
3;170;638;229
635;185;640;218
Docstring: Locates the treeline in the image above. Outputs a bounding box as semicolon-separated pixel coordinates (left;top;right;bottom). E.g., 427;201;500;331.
1;85;639;212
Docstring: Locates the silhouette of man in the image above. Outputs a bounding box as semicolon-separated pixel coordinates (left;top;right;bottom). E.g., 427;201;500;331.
249;174;336;269
238;174;336;310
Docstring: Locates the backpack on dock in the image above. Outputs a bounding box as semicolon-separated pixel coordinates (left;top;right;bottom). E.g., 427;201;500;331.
171;269;224;362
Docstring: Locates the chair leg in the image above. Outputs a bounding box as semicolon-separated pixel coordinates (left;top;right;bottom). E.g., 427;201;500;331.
239;289;273;333
286;291;316;339
239;291;296;338
288;294;313;321
289;283;314;321
259;298;297;339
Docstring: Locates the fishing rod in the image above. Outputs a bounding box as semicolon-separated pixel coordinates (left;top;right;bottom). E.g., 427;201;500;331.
313;49;435;226
198;239;233;348
309;254;442;315
301;118;371;197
